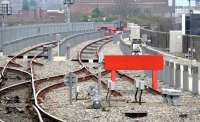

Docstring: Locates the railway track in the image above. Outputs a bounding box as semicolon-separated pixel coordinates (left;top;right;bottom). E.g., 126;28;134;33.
78;36;122;96
78;36;162;95
0;37;110;121
33;36;163;121
1;34;163;122
33;37;118;121
0;41;58;122
0;41;57;87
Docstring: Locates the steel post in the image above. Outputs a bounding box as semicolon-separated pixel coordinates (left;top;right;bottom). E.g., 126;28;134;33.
164;61;170;85
192;66;199;94
47;46;52;61
169;62;175;87
183;65;189;91
66;45;70;59
69;77;72;105
175;63;181;88
98;63;102;97
56;34;61;56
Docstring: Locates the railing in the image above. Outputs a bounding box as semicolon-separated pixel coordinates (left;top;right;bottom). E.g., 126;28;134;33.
119;33;200;94
140;28;169;49
144;45;200;94
141;28;200;61
182;34;200;61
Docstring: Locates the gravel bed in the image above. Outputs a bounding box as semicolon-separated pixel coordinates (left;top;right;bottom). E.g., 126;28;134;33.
41;75;200;122
33;60;80;80
100;41;123;55
0;56;9;67
36;78;63;92
0;83;36;122
38;39;200;122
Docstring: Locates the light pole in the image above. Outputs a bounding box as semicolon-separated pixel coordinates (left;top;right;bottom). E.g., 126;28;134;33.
63;0;74;23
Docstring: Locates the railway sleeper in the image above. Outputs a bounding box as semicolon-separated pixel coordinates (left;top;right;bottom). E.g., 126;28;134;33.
8;55;48;59
5;106;25;114
0;96;20;104
80;59;98;63
6;72;22;80
0;73;7;81
10;60;23;67
124;112;148;119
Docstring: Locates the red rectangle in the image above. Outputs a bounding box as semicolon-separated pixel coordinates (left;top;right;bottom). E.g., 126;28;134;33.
104;55;164;70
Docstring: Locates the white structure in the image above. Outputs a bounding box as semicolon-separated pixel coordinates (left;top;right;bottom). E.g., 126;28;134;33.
169;30;183;53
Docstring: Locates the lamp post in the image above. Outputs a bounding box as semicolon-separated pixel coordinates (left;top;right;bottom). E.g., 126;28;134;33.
63;0;74;23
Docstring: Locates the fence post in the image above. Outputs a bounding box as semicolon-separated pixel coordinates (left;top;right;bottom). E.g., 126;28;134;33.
169;62;175;87
164;61;170;86
66;45;70;60
158;69;164;82
56;34;61;56
175;63;181;88
192;66;199;94
183;65;189;91
47;46;53;61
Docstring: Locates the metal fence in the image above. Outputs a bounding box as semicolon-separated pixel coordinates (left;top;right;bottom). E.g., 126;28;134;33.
3;32;71;55
0;22;96;51
0;22;97;54
183;35;200;61
140;28;169;49
141;28;200;61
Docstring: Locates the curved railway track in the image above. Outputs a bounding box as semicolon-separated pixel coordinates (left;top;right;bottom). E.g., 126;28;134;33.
0;41;58;122
1;34;163;122
31;37;164;121
34;36;162;121
78;36;122;96
0;41;57;86
33;37;120;121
